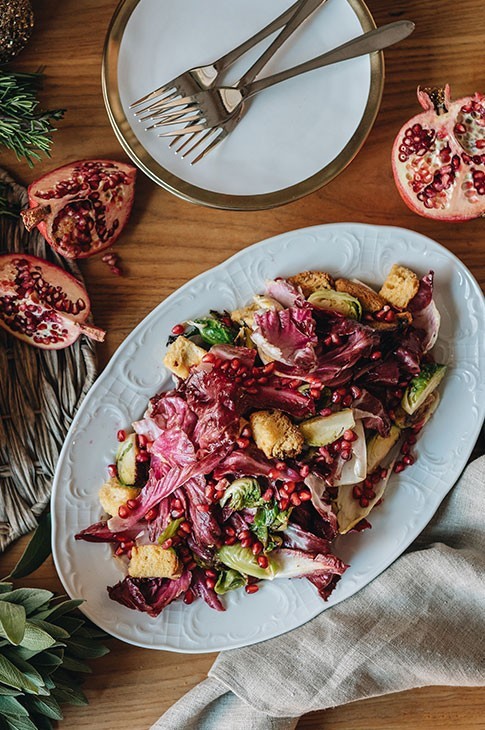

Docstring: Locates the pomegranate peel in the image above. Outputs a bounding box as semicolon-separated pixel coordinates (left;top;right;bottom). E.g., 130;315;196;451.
392;84;485;221
0;254;105;349
20;159;136;259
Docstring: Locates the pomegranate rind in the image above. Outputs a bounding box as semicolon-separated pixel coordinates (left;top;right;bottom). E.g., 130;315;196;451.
24;159;137;259
391;87;485;221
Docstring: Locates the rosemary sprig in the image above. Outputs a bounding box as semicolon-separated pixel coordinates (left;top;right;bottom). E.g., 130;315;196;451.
0;70;65;167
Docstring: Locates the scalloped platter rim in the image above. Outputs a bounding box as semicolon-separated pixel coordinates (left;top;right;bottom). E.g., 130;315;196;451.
51;223;485;652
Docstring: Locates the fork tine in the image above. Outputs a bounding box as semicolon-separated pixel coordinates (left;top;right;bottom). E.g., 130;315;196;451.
172;130;203;154
141;105;200;124
180;127;216;159
159;123;207;137
130;83;177;109
146;111;203;131
141;94;197;114
191;128;225;164
133;89;180;117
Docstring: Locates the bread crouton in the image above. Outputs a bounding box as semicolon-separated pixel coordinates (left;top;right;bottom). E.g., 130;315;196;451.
379;264;420;309
230;302;259;327
370;311;413;331
288;271;335;298
128;545;182;579
335;278;386;313
250;410;304;460
163;336;206;379
99;478;141;517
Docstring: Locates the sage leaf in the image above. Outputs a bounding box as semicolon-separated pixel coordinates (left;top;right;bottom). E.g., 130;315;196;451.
0;602;26;645
0;695;29;716
52;683;88;707
35;599;83;623
0;655;41;694
60;655;92;674
20;623;56;652
64;637;110;659
3;714;38;730
6;513;51;580
0;590;53;617
23;694;63;721
27;620;69;642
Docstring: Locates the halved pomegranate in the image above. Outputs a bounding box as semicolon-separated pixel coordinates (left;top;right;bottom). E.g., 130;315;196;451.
0;254;105;349
21;159;136;258
392;85;485;221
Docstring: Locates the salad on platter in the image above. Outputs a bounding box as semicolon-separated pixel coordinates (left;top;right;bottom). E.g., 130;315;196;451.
76;264;446;617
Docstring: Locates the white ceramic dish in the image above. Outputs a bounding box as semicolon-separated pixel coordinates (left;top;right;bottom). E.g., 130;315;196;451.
103;0;384;209
52;223;485;653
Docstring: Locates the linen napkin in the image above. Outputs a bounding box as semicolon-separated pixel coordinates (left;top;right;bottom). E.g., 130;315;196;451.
153;455;485;730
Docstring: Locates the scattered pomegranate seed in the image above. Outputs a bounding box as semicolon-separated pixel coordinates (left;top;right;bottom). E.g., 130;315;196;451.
285;481;296;494
241;537;252;549
385;309;396;322
205;568;217;578
245;584;259;594
230;358;240;370
214;489;225;501
179;521;192;533
310;388;321;399
380;468;388;480
279;498;289;511
117;429;126;442
186;560;197;570
241;426;252;438
342;395;353;407
161;538;173;549
332;392;342;404
269;469;280;480
183;589;194;605
245;387;258;394
115;546;124;556
172;498;182;510
274;461;286;471
394;462;405;473
262;362;276;374
299;490;312;502
239;529;251;540
118;505;129;519
225;526;235;537
370;351;382;361
126;499;138;510
107;464;118;479
136;451;150;462
350;385;362;399
202;352;215;363
236;436;250;449
331;333;341;345
319;408;332;417
257;376;268;385
343;429;357;442
299;464;310;478
403;454;415;466
340;450;353;461
257;555;269;569
171;509;184;519
137;433;147;448
224;535;237;545
290;492;301;506
196;503;210;513
220;361;230;371
251;542;263;556
171;323;185;335
262;488;273;502
407;434;417;445
145;508;158;521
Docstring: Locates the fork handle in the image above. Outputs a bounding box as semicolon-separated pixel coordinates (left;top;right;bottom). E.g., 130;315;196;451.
241;20;415;98
215;1;303;71
236;0;328;89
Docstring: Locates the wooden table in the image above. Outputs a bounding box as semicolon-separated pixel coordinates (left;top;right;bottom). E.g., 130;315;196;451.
1;0;484;727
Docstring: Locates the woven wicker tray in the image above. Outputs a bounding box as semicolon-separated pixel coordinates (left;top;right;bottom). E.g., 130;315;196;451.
0;168;97;551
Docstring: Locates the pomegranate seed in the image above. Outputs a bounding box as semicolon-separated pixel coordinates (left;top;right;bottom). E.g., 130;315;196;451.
118;505;129;519
257;555;269;569
202;352;215;363
186;560;197;570
353;485;363;499
319;408;332;417
310;388;321;399
262;488;273;502
343;429;357;442
285;481;296;494
179;521;191;534
239;529;251;540
274;461;286;471
407;434;417;445
340;449;353;461
205;484;215;499
359;496;369;508
299;490;312;501
251;542;263;556
394;462;405;473
214;490;225;501
231;358;240;370
161;538;173;549
206;577;216;589
171;509;184;519
324;336;332;347
385;309;396;322
342;395;353;407
403;454;415;466
137;433;147;448
196;503;210;513
332;392;342;404
350;385;362;399
145;508;158;521
241;426;252;438
117;429;126;442
246;387;258;394
205;568;217;578
241;538;252;549
380;468;388;480
279;498;289;511
126;499;138;510
245;584;259;594
107;464;118;479
172;498;182;510
290;493;301;506
269;469;280;480
171;323;185;335
401;441;410;455
370;351;382;361
220;361;230;371
364;488;376;499
262;362;276;374
136;451;150;462
236;437;250;449
257;376;268;385
224;535;237;545
331;333;341;345
225;526;235;537
299;464;310;478
278;487;289;500
183;589;194;605
115;546;124;556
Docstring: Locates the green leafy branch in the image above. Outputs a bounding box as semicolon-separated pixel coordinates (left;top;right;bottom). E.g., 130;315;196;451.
0;71;65;167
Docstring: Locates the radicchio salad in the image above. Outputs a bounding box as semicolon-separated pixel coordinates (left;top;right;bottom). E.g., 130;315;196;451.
76;265;446;617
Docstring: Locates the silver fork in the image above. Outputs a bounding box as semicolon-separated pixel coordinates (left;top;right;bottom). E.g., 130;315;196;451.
130;0;309;113
145;19;415;164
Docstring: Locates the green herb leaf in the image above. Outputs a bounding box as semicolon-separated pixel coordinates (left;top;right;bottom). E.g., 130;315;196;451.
6;513;52;581
35;599;83;623
0;590;53;617
64;637;110;660
19;623;56;653
0;654;42;694
27;620;69;642
0;602;26;646
59;655;92;674
23;694;63;721
3;714;39;730
0;695;29;716
52;683;88;707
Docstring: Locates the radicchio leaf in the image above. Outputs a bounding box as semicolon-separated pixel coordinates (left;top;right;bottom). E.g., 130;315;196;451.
307;573;342;601
108;571;191;616
213;445;301;483
270;548;347;579
251;307;318;369
191;568;225;611
74;521;143;543
283;523;331;554
352;389;391;437
265;278;306;308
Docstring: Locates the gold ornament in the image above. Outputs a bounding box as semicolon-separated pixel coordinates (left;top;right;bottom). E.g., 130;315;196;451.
0;0;34;64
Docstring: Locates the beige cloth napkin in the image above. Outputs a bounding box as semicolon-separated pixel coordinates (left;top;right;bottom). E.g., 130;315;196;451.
152;456;485;730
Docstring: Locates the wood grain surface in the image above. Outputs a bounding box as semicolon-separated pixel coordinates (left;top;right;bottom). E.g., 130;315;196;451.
1;0;484;728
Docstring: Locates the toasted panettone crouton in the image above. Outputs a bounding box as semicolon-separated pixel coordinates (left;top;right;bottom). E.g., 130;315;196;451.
288;271;335;298
128;545;182;579
379;264;420;309
230;302;259;327
250;410;304;460
99;478;141;517
163;336;206;379
335;278;386;313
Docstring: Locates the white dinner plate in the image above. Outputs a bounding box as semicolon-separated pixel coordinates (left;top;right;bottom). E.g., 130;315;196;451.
102;0;384;209
52;223;485;653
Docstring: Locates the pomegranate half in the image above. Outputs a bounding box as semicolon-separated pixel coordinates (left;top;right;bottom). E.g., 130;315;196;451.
392;85;485;221
0;254;105;349
21;159;136;258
